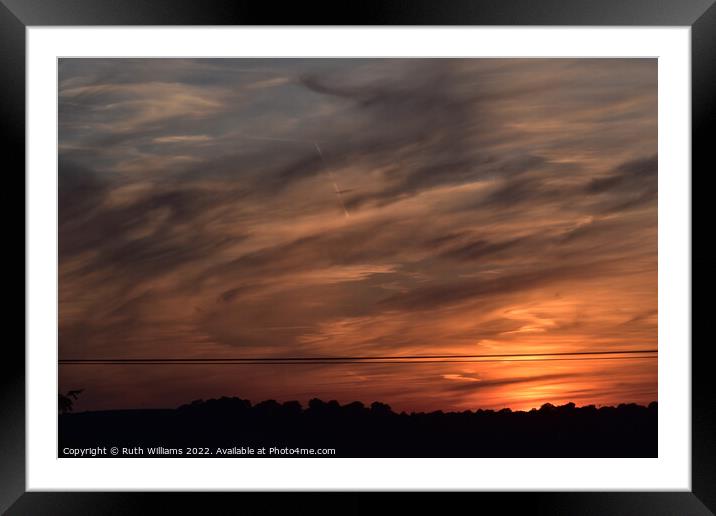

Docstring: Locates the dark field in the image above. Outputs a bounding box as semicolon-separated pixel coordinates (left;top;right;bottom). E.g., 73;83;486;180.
59;398;657;458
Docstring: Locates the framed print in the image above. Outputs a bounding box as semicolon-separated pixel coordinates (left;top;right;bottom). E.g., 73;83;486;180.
3;0;712;514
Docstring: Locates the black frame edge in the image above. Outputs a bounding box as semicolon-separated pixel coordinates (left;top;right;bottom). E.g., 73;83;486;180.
692;0;716;512
3;492;716;516
5;0;714;513
2;0;716;26
0;0;26;514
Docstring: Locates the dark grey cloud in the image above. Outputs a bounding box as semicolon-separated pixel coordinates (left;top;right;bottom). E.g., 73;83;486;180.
58;158;111;225
440;236;532;262
445;373;581;393
585;155;658;213
377;262;612;313
586;155;657;194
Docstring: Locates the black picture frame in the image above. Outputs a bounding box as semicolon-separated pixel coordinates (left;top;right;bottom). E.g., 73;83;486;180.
2;1;711;514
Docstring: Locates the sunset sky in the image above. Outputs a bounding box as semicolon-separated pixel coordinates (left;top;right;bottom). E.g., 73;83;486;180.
58;58;657;412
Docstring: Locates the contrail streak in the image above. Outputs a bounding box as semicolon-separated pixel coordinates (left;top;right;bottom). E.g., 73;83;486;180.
233;134;350;218
314;142;350;218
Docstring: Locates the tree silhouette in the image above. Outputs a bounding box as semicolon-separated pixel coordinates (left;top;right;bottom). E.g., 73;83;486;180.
59;396;658;458
58;389;84;414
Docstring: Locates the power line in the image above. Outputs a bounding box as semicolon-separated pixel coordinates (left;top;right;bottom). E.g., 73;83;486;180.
59;351;657;365
59;348;658;364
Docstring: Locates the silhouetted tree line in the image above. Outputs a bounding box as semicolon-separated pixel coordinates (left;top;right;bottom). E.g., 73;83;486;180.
59;396;657;457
